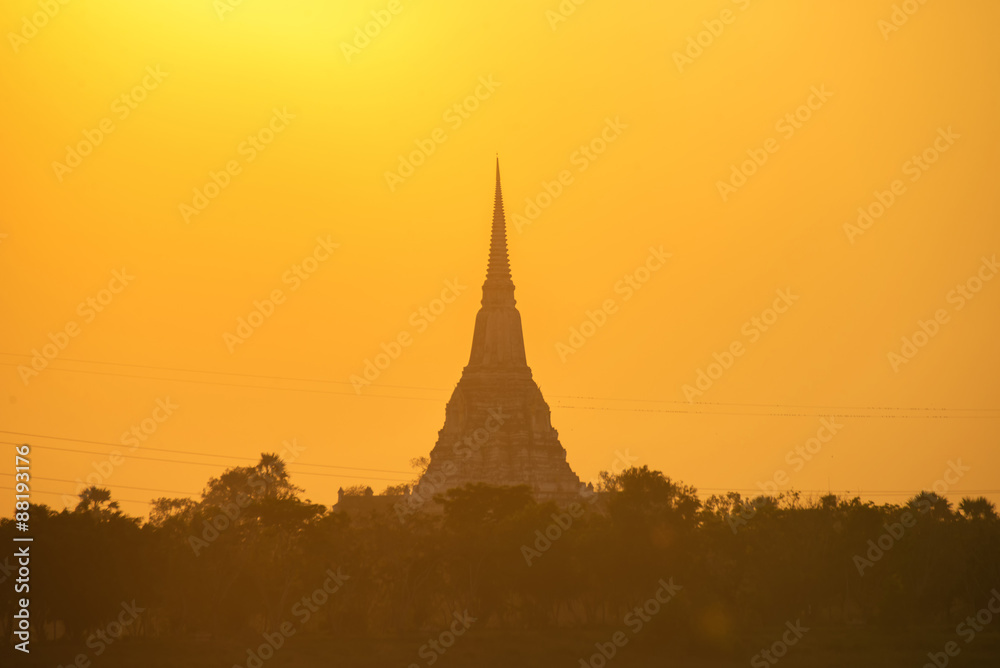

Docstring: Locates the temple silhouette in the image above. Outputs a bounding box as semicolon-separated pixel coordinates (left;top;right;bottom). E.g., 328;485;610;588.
335;160;583;517
408;159;583;505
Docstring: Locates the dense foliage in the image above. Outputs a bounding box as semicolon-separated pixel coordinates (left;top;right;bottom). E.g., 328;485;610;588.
2;457;998;648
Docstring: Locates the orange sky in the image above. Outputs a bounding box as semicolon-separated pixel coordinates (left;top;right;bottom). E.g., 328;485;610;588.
2;0;999;517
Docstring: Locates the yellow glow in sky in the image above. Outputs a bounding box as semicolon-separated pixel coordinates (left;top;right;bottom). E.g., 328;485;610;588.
1;0;999;516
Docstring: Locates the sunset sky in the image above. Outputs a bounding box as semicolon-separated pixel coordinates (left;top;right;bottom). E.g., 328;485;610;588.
2;0;998;517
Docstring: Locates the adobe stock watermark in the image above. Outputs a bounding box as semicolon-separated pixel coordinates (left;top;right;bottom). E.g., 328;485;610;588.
852;459;969;576
521;502;586;566
405;611;476;668
453;407;509;459
53;600;145;668
52;66;168;183
350;278;467;393
18;269;134;386
682;288;798;402
214;0;248;21
396;408;509;521
233;567;349;668
878;0;933;41
750;620;810;667
921;588;1000;668
8;0;72;53
578;578;682;667
340;0;405;61
59;398;180;509
545;0;589;30
384;76;500;192
757;418;844;493
223;236;339;353
887;254;997;372
673;0;753;73
843;126;959;244
188;439;307;555
716;85;833;203
0;555;17;586
512;116;627;233
724;495;776;534
555;246;669;362
179;107;295;223
522;449;637;565
727;417;845;533
395;460;456;522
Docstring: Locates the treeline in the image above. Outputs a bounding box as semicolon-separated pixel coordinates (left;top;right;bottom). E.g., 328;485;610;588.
2;456;999;648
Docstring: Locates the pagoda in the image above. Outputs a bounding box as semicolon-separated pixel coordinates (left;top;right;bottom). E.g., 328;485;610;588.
411;159;582;505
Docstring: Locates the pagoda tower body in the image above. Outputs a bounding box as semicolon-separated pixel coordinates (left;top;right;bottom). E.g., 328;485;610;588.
413;160;582;504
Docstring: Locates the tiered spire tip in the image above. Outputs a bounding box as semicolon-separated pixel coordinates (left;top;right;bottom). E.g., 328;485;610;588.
484;157;513;287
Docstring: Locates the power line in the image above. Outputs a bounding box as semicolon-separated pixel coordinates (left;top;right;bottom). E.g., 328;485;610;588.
0;474;196;496
2;359;995;418
556;394;1000;413
0;352;444;392
0;361;440;403
0;485;155;505
2;485;996;512
0;441;413;483
548;404;1000;419
3;353;998;416
0;430;412;474
695;487;1000;496
4;472;991;500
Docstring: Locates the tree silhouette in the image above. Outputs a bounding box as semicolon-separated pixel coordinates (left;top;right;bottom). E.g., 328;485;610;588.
5;456;999;650
959;496;998;521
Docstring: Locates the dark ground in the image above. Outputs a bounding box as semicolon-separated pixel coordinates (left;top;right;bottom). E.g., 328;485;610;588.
13;626;1000;667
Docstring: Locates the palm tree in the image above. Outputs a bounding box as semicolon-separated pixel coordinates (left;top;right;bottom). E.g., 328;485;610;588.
958;496;998;521
74;486;120;515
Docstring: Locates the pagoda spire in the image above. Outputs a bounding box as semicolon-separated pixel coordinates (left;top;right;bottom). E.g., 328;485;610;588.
483;157;515;303
466;157;527;368
410;157;582;507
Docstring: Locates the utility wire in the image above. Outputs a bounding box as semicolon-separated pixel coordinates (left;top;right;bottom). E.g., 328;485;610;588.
0;441;413;483
0;430;412;474
3;353;997;415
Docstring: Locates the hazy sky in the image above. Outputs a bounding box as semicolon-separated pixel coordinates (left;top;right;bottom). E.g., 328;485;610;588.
2;0;998;517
